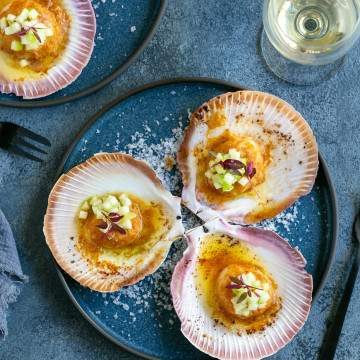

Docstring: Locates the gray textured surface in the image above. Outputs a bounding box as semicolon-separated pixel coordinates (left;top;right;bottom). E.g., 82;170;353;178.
0;1;359;359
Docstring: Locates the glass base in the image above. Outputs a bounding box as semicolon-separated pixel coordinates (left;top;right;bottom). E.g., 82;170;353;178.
260;29;344;86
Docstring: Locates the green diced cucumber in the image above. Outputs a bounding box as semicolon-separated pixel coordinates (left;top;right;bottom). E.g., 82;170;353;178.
28;9;39;20
119;193;131;207
21;31;38;45
81;201;90;211
4;22;21;35
11;40;23;51
101;195;120;213
6;14;16;22
0;17;7;30
16;8;30;24
223;173;236;185
214;164;226;174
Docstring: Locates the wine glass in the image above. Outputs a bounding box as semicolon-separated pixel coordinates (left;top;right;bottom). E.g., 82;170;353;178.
261;0;360;85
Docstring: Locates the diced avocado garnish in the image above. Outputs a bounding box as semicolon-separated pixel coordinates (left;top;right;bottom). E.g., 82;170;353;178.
81;194;136;231
11;40;23;52
1;8;52;53
206;149;251;192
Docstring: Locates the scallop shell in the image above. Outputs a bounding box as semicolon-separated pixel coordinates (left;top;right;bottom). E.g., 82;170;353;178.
171;218;312;360
43;153;184;292
178;91;318;224
0;0;96;99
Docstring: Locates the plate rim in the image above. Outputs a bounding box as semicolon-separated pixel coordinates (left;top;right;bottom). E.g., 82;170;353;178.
0;0;167;108
53;77;338;360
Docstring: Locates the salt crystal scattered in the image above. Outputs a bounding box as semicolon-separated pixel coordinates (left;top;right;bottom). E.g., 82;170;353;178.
130;26;136;32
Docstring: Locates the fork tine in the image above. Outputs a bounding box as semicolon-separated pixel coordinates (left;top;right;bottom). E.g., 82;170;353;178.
17;127;51;147
14;137;48;155
9;145;43;162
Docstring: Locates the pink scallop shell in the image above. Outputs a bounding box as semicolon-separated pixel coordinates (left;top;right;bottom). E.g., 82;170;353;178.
0;0;96;99
44;153;184;292
171;218;313;360
178;91;318;225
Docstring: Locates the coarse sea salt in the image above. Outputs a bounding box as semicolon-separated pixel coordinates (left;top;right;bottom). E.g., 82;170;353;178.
91;114;302;333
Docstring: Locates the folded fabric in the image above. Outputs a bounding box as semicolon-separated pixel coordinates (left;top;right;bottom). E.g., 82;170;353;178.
0;208;28;339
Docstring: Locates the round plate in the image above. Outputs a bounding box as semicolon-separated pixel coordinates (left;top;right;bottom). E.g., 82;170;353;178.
54;78;338;360
0;0;166;108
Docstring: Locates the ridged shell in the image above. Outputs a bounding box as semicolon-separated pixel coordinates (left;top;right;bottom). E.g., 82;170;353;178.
178;91;318;224
171;218;312;360
0;0;96;99
44;153;184;292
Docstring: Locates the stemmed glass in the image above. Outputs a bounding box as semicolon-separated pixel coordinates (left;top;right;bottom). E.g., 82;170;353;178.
261;0;360;85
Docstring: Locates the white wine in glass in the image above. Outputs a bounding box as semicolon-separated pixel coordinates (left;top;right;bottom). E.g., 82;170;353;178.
262;0;360;85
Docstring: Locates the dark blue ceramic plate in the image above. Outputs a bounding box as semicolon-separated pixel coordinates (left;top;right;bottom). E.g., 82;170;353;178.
56;78;338;360
0;0;165;107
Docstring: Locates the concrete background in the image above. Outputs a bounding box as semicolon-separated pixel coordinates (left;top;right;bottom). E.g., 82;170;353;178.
0;0;359;359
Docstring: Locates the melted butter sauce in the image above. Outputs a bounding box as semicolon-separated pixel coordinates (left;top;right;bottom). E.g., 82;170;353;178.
196;233;281;334
76;193;169;270
0;0;70;74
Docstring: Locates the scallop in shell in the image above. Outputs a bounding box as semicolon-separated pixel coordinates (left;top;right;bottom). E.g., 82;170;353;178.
178;91;318;224
171;218;312;360
44;153;184;292
0;0;96;99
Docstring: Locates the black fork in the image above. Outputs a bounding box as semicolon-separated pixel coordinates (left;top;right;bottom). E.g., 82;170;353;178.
0;122;51;162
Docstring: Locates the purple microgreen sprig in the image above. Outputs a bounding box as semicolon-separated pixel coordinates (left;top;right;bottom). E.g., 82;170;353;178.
227;275;263;303
14;25;43;43
246;161;256;179
96;211;126;238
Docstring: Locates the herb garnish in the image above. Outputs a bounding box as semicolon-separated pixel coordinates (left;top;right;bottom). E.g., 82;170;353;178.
227;275;263;303
15;24;45;43
96;211;126;238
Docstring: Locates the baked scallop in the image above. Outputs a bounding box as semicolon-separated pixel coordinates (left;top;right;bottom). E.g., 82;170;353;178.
0;0;96;99
171;218;312;360
43;153;184;292
178;91;318;224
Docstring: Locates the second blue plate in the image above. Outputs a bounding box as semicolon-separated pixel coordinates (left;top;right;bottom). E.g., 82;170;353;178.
0;0;165;107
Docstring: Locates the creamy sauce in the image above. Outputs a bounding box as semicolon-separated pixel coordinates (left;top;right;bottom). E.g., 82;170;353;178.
196;233;281;333
0;0;70;74
76;193;169;272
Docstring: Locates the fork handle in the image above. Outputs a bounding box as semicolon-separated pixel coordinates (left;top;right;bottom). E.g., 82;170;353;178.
319;255;359;360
